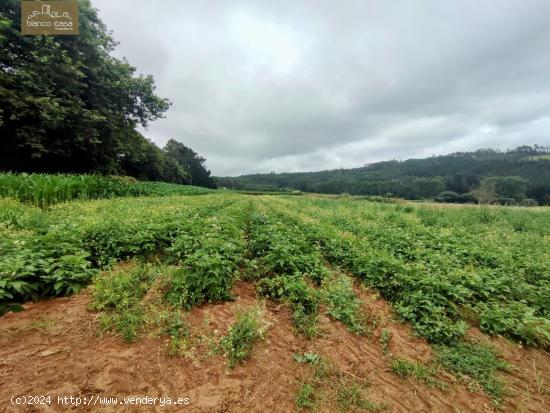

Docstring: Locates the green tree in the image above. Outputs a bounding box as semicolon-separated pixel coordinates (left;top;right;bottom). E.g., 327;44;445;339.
0;0;170;173
483;176;529;201
412;177;445;198
117;131;189;184
217;146;549;203
163;139;216;188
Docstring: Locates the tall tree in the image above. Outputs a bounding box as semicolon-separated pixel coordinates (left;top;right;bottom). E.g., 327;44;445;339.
116;131;189;184
163;139;216;188
482;176;529;201
0;0;170;173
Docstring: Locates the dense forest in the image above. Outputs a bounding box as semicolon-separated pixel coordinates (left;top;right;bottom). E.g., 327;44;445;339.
217;145;550;205
0;0;215;188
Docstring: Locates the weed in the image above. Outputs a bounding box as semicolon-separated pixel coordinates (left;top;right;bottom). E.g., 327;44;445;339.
99;306;143;342
379;328;392;354
91;265;150;312
532;360;545;396
336;380;386;412
293;307;319;339
30;316;55;330
257;275;319;338
295;381;316;410
435;342;510;402
163;311;190;356
390;358;446;389
220;306;265;368
321;274;365;334
312;356;334;381
297;354;386;412
391;358;424;378
91;264;159;342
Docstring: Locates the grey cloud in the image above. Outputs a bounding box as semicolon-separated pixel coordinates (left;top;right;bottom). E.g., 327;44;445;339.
94;0;550;175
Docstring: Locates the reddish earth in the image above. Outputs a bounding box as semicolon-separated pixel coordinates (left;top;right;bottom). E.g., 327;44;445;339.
0;282;548;412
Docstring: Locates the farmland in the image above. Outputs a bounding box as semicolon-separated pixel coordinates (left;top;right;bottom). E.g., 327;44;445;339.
0;173;213;208
1;190;549;412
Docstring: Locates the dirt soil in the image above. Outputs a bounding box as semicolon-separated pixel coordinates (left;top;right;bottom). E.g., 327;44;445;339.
0;282;548;413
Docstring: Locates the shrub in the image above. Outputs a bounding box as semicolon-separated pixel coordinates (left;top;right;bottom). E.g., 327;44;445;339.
493;197;517;206
457;192;478;203
436;191;459;203
521;198;538;207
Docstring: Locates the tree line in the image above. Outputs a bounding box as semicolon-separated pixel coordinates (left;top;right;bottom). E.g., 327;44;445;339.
217;145;550;205
0;0;215;188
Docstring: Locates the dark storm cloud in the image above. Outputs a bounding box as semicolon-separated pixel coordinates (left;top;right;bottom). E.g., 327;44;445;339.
93;0;550;175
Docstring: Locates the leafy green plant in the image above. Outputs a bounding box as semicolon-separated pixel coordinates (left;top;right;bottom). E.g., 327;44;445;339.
2;185;550;366
257;275;319;338
476;301;550;348
220;306;265;368
269;197;550;350
166;205;246;309
294;352;321;364
0;225;97;313
321;274;365;333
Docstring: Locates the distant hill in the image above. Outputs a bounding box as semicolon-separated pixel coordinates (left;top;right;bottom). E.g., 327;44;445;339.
216;145;550;205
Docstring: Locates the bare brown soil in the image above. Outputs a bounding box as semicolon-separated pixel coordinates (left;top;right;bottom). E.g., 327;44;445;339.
0;282;548;413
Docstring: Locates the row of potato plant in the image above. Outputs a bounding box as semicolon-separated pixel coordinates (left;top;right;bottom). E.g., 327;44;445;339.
249;202;365;336
165;200;250;309
269;197;550;347
0;195;235;314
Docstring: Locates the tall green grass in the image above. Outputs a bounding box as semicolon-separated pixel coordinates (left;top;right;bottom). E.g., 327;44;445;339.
0;173;213;208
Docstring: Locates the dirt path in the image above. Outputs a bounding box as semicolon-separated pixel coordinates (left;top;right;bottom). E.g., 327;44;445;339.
0;283;548;412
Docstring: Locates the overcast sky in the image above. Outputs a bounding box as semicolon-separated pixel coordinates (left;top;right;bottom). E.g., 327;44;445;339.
93;0;550;176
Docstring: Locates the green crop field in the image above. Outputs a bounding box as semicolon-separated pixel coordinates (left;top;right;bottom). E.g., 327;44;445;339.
0;173;213;208
1;190;549;406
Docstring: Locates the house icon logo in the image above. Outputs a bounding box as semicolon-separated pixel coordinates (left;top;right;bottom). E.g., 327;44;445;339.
21;1;79;36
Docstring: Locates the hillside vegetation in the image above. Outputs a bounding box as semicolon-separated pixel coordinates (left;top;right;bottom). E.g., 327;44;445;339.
217;145;550;205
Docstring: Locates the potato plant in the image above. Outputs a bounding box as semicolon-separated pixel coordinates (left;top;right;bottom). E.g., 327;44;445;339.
1;191;549;353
